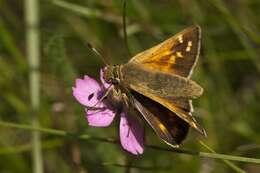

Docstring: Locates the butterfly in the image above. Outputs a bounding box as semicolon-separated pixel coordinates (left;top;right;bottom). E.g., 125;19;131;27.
95;25;206;148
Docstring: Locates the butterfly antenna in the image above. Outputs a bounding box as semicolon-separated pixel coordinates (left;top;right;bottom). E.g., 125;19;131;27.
87;42;110;65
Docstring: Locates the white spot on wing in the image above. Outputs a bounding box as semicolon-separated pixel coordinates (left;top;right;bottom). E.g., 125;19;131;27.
186;41;192;52
178;35;183;43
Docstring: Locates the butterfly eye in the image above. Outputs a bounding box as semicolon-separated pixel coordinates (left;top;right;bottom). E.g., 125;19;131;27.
106;77;112;83
108;78;119;85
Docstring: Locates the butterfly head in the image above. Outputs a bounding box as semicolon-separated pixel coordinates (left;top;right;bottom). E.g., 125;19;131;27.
103;65;121;85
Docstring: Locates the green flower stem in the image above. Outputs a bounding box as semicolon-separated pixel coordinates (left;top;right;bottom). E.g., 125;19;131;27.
0;121;260;164
199;141;246;173
199;152;260;164
51;0;116;23
25;0;43;172
122;0;131;56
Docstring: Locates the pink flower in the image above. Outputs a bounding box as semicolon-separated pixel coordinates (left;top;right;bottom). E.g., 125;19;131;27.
72;69;144;155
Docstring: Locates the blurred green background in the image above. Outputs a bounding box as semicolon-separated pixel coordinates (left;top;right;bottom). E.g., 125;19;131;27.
0;0;260;172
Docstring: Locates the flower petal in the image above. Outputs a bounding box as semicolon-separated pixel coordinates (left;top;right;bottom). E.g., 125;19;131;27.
119;112;144;155
72;75;102;107
100;68;110;89
86;108;116;127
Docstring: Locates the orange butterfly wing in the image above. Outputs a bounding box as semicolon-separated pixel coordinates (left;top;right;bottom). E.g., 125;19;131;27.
129;25;201;78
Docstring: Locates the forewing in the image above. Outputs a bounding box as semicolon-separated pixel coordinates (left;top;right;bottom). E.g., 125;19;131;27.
129;25;201;78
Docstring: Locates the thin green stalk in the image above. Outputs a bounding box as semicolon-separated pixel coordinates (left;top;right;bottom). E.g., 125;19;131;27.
199;152;260;164
122;0;131;56
50;0;120;24
25;0;43;173
51;0;102;18
0;121;260;164
50;0;159;37
199;141;246;173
